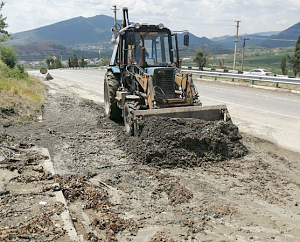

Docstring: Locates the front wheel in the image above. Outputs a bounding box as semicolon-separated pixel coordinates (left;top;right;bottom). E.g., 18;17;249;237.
104;72;122;121
123;101;139;135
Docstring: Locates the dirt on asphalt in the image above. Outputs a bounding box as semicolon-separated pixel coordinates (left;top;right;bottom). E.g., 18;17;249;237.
0;81;300;242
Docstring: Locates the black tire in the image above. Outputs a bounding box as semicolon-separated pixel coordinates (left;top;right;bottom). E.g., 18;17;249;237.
104;72;122;121
123;101;139;135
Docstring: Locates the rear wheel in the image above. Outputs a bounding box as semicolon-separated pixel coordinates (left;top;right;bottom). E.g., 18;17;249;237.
123;101;139;135
104;72;122;121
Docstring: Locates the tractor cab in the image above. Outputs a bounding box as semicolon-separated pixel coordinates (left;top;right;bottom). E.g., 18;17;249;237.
110;23;189;70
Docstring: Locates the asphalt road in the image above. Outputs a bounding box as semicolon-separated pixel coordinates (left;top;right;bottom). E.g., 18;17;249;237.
29;69;300;153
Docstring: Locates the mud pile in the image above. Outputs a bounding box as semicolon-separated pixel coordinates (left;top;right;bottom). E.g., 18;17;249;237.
117;117;248;168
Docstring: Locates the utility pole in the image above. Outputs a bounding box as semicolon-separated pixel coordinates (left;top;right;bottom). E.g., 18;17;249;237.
233;20;241;70
110;5;118;44
241;37;249;72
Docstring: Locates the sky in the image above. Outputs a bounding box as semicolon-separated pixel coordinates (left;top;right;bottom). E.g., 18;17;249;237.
2;0;300;38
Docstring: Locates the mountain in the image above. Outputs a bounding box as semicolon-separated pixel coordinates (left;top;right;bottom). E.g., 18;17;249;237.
10;14;219;48
211;34;268;48
177;33;212;46
9;15;119;46
211;22;300;49
7;14;232;61
260;22;300;48
252;31;280;36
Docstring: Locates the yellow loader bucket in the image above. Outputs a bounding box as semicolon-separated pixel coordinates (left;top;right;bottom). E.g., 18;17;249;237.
133;104;230;135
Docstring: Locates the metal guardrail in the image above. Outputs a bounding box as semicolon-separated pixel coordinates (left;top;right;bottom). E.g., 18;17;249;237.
181;66;300;87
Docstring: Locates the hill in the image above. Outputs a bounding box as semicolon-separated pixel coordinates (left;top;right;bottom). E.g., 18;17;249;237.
13;41;71;61
12;40;101;62
211;22;300;49
9;15;118;46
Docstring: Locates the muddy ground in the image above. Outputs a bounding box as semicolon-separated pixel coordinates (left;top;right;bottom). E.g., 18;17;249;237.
0;81;300;241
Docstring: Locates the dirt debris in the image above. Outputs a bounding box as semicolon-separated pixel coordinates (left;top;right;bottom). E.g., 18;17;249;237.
0;133;70;241
1;82;300;241
150;229;180;242
131;167;193;205
117;117;248;168
0;199;66;241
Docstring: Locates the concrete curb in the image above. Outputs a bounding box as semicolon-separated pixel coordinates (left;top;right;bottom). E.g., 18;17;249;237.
38;147;81;242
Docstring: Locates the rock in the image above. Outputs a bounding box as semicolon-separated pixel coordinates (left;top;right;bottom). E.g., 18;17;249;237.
45;73;54;80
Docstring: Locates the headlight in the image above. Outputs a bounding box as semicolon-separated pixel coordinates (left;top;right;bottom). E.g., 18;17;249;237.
134;23;140;29
158;23;164;29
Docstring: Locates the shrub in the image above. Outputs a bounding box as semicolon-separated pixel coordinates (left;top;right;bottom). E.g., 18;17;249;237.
0;61;28;79
0;45;17;68
17;64;25;73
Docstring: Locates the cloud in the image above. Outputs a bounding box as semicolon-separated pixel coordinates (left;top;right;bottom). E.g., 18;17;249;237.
1;0;300;38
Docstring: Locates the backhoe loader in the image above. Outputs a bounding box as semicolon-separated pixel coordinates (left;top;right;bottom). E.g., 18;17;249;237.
104;7;230;135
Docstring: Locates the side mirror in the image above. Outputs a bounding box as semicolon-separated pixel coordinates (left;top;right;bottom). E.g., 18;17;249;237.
127;32;135;45
184;34;189;46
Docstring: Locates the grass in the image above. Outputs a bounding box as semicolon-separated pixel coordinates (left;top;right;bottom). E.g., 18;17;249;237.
0;60;46;125
215;47;295;75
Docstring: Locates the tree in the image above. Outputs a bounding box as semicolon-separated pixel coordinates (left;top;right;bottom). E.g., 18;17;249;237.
288;55;300;76
218;58;226;69
0;2;10;42
71;54;79;67
280;55;288;75
288;35;300;76
45;56;53;68
99;58;110;66
55;58;63;68
45;56;63;69
295;34;300;60
193;48;210;69
68;57;71;68
79;54;85;68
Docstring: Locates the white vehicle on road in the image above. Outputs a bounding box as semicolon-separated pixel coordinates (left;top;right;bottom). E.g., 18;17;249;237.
245;69;274;76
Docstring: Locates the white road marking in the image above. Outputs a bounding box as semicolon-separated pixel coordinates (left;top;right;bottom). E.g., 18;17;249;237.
202;96;300;120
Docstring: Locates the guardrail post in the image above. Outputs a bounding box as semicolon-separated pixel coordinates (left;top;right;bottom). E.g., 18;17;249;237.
231;78;234;82
214;77;217;81
251;80;255;85
275;83;279;88
199;75;202;79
